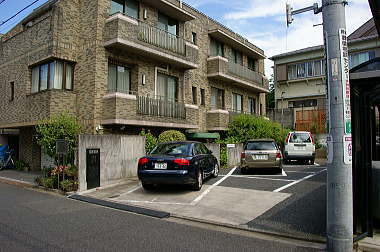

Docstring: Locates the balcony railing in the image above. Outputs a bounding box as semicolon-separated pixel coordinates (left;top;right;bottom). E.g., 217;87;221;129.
137;96;186;119
227;61;266;86
138;22;185;56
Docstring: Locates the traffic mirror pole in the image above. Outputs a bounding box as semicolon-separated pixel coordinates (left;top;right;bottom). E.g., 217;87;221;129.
286;1;353;251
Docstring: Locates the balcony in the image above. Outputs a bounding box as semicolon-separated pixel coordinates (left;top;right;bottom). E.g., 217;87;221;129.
104;13;199;69
207;56;269;92
101;92;198;129
206;108;230;131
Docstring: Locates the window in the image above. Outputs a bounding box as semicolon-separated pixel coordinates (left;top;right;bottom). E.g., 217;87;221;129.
192;32;197;45
10;82;14;101
288;99;317;108
31;60;74;93
248;57;256;71
200;88;205;106
288;59;325;80
210;87;224;109
230;49;242;65
232;93;243;113
158;12;178;36
210;39;224;57
108;63;131;93
156;73;178;101
248;97;256;114
192;86;197;105
110;0;139;19
349;51;375;69
245;141;277;151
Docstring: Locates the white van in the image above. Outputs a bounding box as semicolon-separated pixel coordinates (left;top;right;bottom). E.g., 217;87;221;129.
284;131;316;164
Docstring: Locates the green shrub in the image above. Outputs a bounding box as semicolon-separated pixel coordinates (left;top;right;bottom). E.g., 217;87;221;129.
140;129;158;154
226;114;291;145
14;160;30;171
65;164;78;177
41;177;55;189
34;176;43;186
158;130;186;143
220;146;227;168
60;180;75;192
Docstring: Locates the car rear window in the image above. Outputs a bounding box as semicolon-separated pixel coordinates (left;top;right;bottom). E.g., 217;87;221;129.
289;133;311;143
150;143;190;155
245;141;277;150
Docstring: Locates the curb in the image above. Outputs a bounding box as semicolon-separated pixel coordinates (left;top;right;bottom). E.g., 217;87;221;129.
0;176;35;188
68;194;170;219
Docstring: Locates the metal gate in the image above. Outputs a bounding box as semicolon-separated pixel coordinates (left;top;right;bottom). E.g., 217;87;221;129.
86;149;100;190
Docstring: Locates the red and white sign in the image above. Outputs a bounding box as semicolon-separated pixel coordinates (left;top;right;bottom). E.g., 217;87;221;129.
343;135;352;164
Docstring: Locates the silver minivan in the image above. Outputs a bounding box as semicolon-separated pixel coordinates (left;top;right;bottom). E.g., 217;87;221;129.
284;131;316;164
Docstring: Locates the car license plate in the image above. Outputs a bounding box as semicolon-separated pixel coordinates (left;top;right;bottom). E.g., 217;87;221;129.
295;146;306;151
254;155;268;160
154;163;167;169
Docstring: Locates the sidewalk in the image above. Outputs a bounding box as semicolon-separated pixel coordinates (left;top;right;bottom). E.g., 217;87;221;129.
356;230;380;252
0;169;41;186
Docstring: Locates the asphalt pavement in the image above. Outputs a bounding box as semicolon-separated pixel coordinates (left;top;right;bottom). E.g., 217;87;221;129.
0;181;324;252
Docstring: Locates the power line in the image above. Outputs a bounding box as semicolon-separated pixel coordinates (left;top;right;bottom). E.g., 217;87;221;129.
0;0;40;27
0;0;7;5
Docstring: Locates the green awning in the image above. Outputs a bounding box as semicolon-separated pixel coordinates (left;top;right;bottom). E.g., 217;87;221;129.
188;132;220;139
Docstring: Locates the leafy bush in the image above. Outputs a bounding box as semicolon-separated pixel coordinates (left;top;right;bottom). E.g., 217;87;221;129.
140;129;157;154
14;160;30;171
220;146;227;168
60;180;75;192
158;130;186;143
41;177;55;189
35;112;82;165
65;164;78;177
226;114;291;145
34;176;43;186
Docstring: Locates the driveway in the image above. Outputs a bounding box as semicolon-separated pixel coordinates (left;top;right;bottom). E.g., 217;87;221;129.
80;162;327;241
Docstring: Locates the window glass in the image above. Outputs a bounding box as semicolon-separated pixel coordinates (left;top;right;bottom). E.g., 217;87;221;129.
248;57;255;71
156;73;177;101
287;64;296;80
232;93;243;113
200;88;205;106
151;143;191;156
349;51;375;69
108;63;130;93
200;144;210;154
248;97;256;114
10;82;14;101
54;61;64;89
289;133;311;143
192;86;197;104
210;39;224;57
307;62;313;77
40;63;48;91
31;66;39;93
65;63;73;90
158;13;177;36
314;60;321;76
108;64;117;92
210;87;224;109
245;141;277;150
110;0;124;15
192;32;197;44
125;0;138;19
296;63;305;78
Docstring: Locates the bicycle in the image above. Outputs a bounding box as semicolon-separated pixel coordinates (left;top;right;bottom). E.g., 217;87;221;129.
0;150;15;170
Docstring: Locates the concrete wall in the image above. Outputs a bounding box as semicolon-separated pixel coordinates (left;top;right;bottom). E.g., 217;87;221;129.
227;143;244;168
78;134;145;191
267;109;295;129
205;143;220;166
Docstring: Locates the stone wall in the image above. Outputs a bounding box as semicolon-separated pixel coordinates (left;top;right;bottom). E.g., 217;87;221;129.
78;134;145;191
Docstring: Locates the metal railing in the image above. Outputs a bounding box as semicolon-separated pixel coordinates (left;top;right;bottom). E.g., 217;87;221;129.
137;21;185;56
227;61;267;88
137;96;186;119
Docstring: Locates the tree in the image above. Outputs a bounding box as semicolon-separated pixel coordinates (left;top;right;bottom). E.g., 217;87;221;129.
266;74;275;109
35;112;82;164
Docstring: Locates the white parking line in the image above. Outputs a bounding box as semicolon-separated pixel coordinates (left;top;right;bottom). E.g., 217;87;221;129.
221;174;295;182
282;169;287;176
115;199;191;206
285;171;316;174
273;169;327;193
119;184;142;196
190;166;237;205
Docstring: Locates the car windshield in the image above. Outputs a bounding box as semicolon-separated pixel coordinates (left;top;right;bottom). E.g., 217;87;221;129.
245;141;277;150
289;133;311;143
150;143;190;156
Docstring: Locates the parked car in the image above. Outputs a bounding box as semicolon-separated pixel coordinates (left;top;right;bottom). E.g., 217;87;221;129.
240;139;282;173
283;131;316;164
138;141;219;191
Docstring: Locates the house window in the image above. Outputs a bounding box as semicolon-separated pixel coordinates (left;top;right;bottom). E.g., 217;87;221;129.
192;86;197;105
200;88;205;106
288;59;325;80
232;93;243;113
210;87;224;109
192;32;197;45
248;97;256;114
210;39;224;57
248;57;256;71
230;49;242;65
108;63;131;93
10;82;14;101
31;60;74;93
289;99;317;108
156;73;178;101
110;0;139;19
158;12;178;36
349;51;375;69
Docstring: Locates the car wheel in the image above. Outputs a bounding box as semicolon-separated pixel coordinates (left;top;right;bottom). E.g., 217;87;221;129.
310;159;315;165
192;170;203;191
212;163;219;178
142;183;154;191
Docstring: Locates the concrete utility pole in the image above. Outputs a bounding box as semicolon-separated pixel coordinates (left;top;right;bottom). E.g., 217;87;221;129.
287;1;353;251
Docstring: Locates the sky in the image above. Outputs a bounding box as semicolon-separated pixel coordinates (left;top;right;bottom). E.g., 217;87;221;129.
0;0;373;77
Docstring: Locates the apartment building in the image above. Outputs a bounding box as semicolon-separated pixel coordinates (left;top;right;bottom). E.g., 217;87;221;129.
270;18;379;131
0;0;269;170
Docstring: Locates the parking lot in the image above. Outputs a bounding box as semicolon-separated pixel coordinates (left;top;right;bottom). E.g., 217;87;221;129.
82;162;327;241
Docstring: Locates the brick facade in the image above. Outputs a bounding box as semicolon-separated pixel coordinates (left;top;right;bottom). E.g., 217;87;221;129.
0;0;268;169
